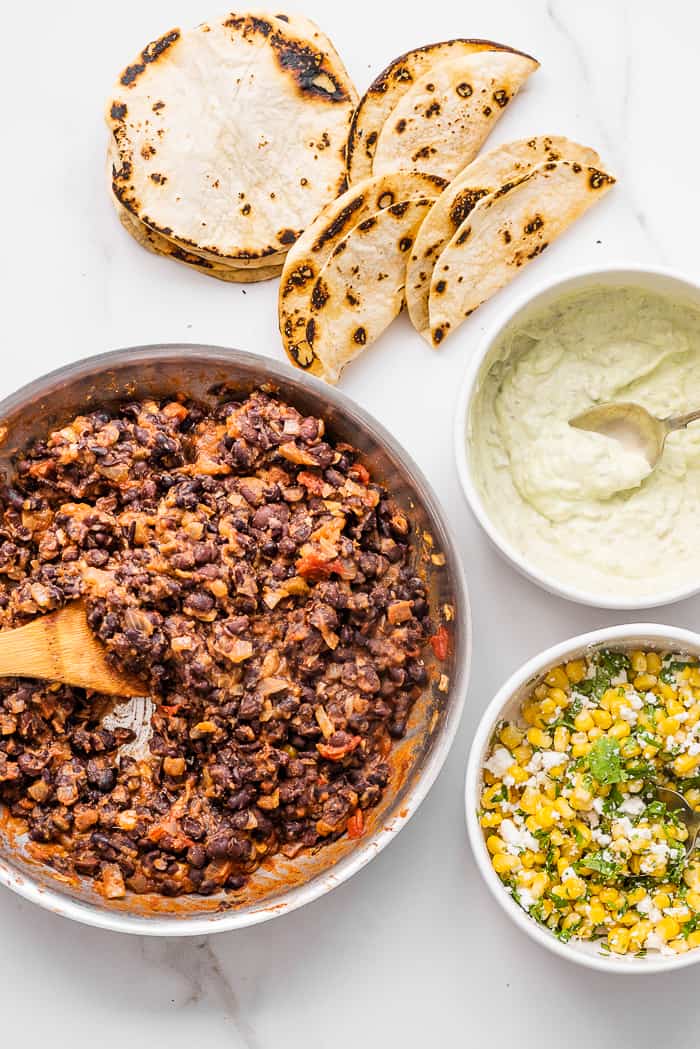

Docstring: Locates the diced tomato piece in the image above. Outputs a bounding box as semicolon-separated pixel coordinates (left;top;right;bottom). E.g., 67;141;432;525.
429;625;450;661
296;554;347;581
349;463;370;485
347;809;364;839
316;736;362;761
297;471;326;496
158;704;182;717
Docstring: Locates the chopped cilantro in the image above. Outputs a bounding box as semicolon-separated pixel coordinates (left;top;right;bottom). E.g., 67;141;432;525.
682;914;700;939
660;660;697;685
575;852;620;882
588;737;624;785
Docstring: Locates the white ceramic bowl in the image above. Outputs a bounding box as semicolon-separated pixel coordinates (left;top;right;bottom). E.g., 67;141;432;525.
453;263;700;609
466;622;700;974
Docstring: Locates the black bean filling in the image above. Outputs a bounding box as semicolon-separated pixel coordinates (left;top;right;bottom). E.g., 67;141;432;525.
0;391;432;898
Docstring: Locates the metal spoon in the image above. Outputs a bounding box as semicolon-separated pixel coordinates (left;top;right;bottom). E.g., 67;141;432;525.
656;786;700;853
569;402;700;468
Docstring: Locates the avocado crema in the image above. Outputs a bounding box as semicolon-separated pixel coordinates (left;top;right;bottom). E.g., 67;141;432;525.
469;285;700;598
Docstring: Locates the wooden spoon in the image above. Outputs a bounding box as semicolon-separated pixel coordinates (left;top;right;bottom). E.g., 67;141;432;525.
0;601;145;696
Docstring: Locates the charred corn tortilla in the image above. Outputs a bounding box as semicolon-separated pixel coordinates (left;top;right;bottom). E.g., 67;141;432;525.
106;11;357;264
371;50;538;181
346;38;537;184
428;159;615;346
297;196;437;383
116;203;283;283
406;137;602;341
279;171;445;372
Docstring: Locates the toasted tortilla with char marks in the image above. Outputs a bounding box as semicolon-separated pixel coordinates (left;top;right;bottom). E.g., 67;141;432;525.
279;171;445;374
428;159;615;347
372;50;538;182
346;38;537;184
406;137;603;342
106;11;357;264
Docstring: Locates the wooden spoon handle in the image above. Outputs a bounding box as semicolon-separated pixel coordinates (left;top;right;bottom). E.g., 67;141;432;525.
0;604;144;696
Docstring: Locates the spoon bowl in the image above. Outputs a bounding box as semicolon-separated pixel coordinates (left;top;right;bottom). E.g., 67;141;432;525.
570;401;700;468
655;786;700;854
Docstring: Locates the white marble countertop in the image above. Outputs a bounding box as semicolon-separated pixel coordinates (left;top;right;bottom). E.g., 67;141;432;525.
3;0;700;1045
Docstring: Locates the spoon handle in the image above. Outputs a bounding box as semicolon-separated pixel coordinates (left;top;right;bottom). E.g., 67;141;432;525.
665;407;700;433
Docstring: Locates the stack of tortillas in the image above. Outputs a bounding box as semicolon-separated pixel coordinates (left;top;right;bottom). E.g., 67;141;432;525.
280;38;615;383
106;11;357;283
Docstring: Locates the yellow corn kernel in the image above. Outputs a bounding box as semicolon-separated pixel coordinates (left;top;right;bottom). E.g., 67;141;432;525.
589;901;606;924
686;891;700;911
529;872;548;898
659;683;678;703
620;738;642;759
492;853;519;875
520;850;537;869
507;764;529;784
539;697;557;717
487;835;505;855
527;727;552;749
658;716;680;736
571;742;592;759
517;868;536;887
643;743;660;760
553;726;570;753
564;876;586;900
629;919;653;949
534;684;548;700
687;930;700;949
600;888;620;907
655;916;681;942
566;660;586;684
541;779;557;800
673;753;700;777
570;785;593;811
592;708;613;730
481;784;505;809
524;815;540;834
519;787;540;815
572;821;592;847
556;857;570;877
690;668;700;688
646;653;662;675
671;938;690;954
548;688;569;707
587;727;604;741
499;724;523;749
618;910;639;927
684;704;700;730
555;797;574;820
600;689;617;711
522;702;540;726
672;905;692;923
652;892;671;910
574;710;595;733
634;673;657;691
630;651;647;673
480;812;503;828
562;912;581;931
627;887;646;905
549;830;565;847
609;721;631;740
533;802;557;830
666;696;685;717
608;926;631;954
546;666;570;691
512;743;533;765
